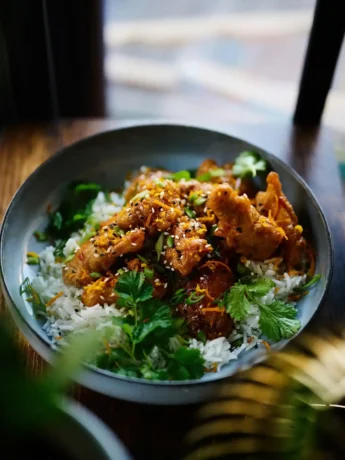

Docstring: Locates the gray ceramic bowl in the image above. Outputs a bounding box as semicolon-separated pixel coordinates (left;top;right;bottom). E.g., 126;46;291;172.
42;398;131;460
0;122;332;405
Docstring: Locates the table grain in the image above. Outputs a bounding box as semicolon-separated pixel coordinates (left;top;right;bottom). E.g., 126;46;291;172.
1;119;345;460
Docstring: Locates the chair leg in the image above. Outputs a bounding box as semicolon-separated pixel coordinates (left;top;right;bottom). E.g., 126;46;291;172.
293;0;345;126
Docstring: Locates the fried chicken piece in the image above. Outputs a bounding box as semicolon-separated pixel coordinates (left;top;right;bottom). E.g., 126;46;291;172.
124;168;169;202
164;217;213;276
207;184;285;261
256;172;306;269
82;276;118;306
177;263;234;340
116;179;183;235
63;227;145;287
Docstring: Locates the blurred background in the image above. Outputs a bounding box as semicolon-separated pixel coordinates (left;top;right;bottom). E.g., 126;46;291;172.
103;1;345;155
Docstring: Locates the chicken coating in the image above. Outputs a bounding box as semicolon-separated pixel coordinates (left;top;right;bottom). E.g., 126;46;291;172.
63;226;145;287
124;168;169;202
164;217;213;276
116;179;183;235
256;172;306;269
82;276;118;306
207;184;285;261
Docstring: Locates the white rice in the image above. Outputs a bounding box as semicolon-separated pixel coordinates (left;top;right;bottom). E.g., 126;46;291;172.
29;191;307;372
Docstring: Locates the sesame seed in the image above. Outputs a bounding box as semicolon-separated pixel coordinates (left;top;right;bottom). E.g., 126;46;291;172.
132;243;137;246
155;278;160;283
64;266;69;271
100;295;104;300
200;277;204;281
94;253;100;258
152;207;155;213
164;232;169;235
164;283;168;288
111;293;115;296
163;260;167;264
171;268;175;271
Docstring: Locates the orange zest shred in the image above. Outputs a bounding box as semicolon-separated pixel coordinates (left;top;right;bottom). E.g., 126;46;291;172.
262;340;271;351
46;291;63;307
103;338;111;354
200;260;232;273
27;251;39;258
247;337;254;343
152;199;171;210
195;283;214;301
201;307;225;314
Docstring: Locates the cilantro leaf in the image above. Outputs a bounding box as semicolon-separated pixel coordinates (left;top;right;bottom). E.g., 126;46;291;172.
167;347;205;380
115;271;153;307
232;151;266;179
132;305;173;344
259;300;301;341
223;283;251;321
245;277;275;297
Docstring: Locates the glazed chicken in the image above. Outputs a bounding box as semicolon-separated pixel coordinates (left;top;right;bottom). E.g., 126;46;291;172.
116;179;183;235
63;225;145;287
177;262;234;340
164;217;213;276
256;172;306;269
207;183;286;260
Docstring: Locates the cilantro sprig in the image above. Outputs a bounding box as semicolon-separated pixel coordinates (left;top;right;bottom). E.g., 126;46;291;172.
232;151;266;179
96;271;204;381
223;277;301;342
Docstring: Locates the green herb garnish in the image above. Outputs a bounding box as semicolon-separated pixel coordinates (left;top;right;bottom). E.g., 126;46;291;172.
33;231;48;242
95;271;205;381
64;254;74;264
167;170;191;181
167;235;174;248
185;207;196;219
26;253;40;265
144;267;154;280
223;277;301;341
155;232;164;261
186;291;205;305
90;272;102;279
294;274;321;293
194;196;207;206
20;278;46;316
196;168;225;182
232;151;266;179
131;190;149;202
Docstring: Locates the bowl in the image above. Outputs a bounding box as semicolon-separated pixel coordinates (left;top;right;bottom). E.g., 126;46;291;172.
0;122;333;405
6;398;131;460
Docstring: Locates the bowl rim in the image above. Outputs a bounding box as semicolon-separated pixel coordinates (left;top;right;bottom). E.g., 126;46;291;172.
0;120;334;390
52;398;131;460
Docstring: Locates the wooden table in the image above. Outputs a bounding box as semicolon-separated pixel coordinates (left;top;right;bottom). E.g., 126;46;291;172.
1;119;345;460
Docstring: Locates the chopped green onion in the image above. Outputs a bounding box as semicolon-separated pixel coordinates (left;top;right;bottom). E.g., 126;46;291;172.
186;292;205;305
90;272;102;279
155;232;164;261
185;207;196;219
196;168;225;182
138;254;149;264
64;254;75;263
171;288;186;305
153;263;166;274
79;230;96;244
113;226;125;237
154;178;166;187
131;190;149;202
34;231;48;242
194;196;207;206
75;183;102;193
144;267;154;280
167;170;191;181
189;192;198;202
294;274;321;292
72;213;86;222
27;256;40;265
167;236;174;248
117;268;125;276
